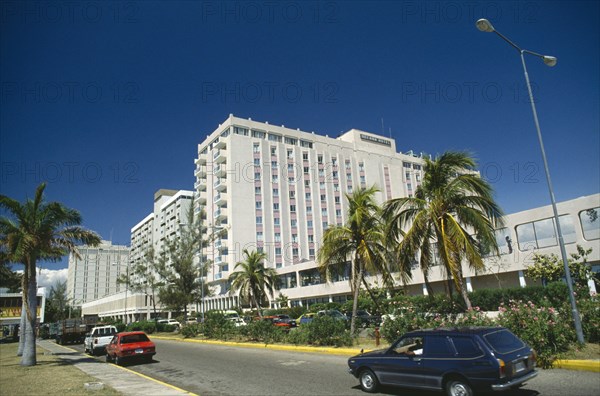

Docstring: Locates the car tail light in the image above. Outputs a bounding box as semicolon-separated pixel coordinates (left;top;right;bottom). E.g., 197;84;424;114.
497;358;506;378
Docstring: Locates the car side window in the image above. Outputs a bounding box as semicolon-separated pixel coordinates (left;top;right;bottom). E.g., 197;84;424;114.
450;336;482;357
391;336;424;355
423;335;454;357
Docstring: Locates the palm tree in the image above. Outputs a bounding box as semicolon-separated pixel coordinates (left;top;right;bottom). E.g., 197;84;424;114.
383;152;503;309
229;249;278;317
0;183;100;366
317;186;399;334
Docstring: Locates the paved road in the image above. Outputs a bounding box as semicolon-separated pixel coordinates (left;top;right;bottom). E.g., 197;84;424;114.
69;340;600;395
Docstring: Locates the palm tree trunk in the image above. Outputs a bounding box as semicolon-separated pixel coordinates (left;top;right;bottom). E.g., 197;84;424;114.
423;272;435;297
17;301;25;356
350;258;362;335
457;266;472;310
360;278;382;313
21;261;37;366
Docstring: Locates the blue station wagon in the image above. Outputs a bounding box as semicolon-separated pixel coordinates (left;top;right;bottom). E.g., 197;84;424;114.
348;327;538;395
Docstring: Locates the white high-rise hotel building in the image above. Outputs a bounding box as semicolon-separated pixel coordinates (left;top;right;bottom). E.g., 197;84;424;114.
195;115;427;310
195;115;600;311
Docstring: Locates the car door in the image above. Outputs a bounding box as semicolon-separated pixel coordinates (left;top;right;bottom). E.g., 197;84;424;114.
377;336;425;388
419;335;456;389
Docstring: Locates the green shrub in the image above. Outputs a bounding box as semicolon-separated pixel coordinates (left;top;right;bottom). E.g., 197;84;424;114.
576;297;600;343
125;320;157;334
497;300;575;368
285;328;309;345
200;312;236;340
241;320;285;344
180;323;201;338
156;323;176;333
380;307;430;344
303;316;353;347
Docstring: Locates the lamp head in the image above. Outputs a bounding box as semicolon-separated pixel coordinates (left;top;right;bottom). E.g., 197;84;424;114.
476;19;495;32
543;56;557;67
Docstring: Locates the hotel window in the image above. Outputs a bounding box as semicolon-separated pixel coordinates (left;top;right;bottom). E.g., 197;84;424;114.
269;134;282;142
290;205;296;212
320;182;325;189
332;171;338;178
359;162;364;171
346;174;352;181
332;158;337;166
271;161;278;169
234;126;249;136
305;192;311;199
274;218;280;225
321;208;327;216
320;194;326;201
273;188;279;196
334;184;340;192
318;155;323;163
307;220;313;228
335;196;341;204
309;248;315;257
303;166;309;174
254;158;260;166
336;209;342;216
275;247;282;255
302;152;309;160
291;219;297;227
403;162;412;169
256;216;263;224
289;191;295;199
322;222;328;229
580;207;600;240
274;233;281;242
273;203;280;210
272;175;279;183
319;170;325;177
251;130;265;139
253;144;260;153
256;232;263;241
271;147;277;155
292;248;299;256
304;180;310;187
288;164;294;172
306;206;312;214
360;175;366;184
255;201;262;209
292;234;298;243
254;172;261;181
288;176;295;183
285;137;297;145
308;235;314;242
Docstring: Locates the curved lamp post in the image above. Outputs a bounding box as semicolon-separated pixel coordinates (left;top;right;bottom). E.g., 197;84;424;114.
476;19;584;343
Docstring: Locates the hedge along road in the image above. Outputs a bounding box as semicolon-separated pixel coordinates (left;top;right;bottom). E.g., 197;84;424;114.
70;339;600;396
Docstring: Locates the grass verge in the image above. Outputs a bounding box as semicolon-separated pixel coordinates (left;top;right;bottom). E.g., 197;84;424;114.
560;342;600;360
0;341;121;396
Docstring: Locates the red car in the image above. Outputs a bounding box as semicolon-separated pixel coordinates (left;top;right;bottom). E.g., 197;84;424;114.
105;331;156;365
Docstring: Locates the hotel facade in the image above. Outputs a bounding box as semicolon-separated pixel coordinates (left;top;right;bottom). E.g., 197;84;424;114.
82;116;599;322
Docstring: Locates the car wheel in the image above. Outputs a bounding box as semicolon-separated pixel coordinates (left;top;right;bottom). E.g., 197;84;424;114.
359;369;379;393
106;353;112;363
446;378;473;396
115;355;122;366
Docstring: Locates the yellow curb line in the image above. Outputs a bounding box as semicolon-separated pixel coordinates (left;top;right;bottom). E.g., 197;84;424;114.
110;363;198;395
151;335;377;356
553;360;600;373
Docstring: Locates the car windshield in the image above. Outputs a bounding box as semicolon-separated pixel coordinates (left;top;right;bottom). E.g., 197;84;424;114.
483;329;525;354
121;334;150;344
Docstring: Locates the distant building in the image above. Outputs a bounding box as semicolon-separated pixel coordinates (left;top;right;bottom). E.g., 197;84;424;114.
0;288;46;329
67;240;129;306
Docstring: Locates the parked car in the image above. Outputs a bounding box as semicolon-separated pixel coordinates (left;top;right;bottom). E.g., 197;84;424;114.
223;310;247;327
106;331;156;365
345;310;380;327
297;313;316;325
348;327;537;395
157;318;180;329
274;314;297;327
258;316;292;329
317;309;348;321
84;325;118;356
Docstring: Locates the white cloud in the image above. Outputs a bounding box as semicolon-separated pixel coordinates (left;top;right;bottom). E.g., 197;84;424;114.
37;268;68;289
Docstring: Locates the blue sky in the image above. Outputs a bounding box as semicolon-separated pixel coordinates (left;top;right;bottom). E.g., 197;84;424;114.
1;1;599;274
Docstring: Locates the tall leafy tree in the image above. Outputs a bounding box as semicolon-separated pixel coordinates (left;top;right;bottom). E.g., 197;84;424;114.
229;249;278;317
317;186;398;334
0;259;22;292
383;152;503;309
154;197;213;321
0;183;100;366
47;280;70;322
117;247;164;321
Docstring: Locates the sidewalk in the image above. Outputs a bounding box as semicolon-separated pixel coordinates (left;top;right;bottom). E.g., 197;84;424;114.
37;340;195;396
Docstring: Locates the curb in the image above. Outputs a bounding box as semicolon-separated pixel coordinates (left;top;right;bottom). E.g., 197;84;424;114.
151;335;378;356
552;359;600;373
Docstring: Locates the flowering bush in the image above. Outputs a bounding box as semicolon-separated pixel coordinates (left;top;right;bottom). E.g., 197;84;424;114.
454;307;496;327
497;300;575;368
380;307;430;344
576;298;600;343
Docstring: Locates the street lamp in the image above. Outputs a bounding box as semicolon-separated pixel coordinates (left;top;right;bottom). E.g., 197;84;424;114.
476;19;585;343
